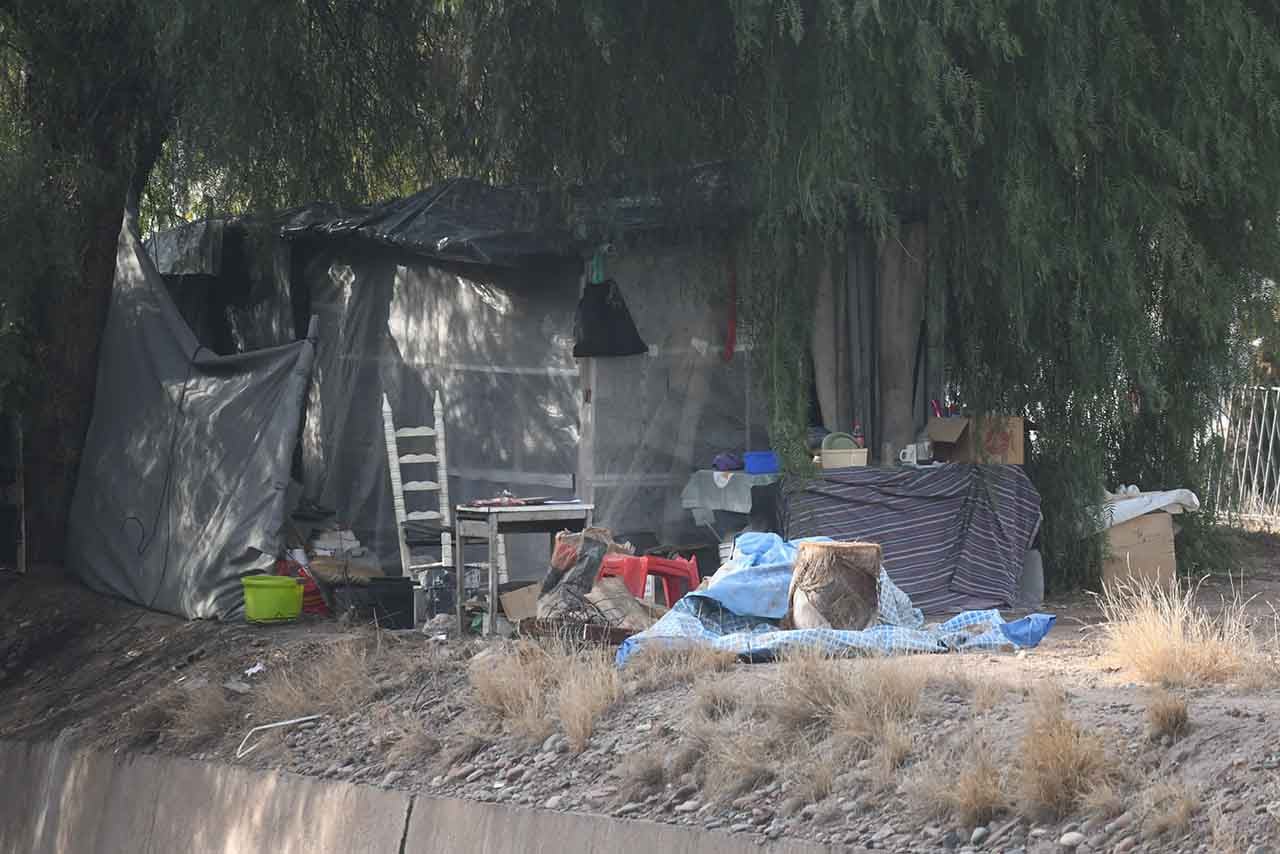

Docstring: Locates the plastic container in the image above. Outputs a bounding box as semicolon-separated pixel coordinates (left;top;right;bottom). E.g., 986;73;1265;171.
743;450;780;474
821;448;868;469
242;575;303;624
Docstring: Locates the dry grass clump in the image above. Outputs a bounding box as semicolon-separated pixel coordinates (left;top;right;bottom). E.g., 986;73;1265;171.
468;640;621;750
787;747;839;803
701;728;777;798
973;679;1012;713
666;739;706;780
615;749;668;803
1142;782;1199;837
440;733;492;769
258;637;380;722
123;689;181;749
1012;685;1110;820
624;643;738;693
1081;780;1127;819
770;651;926;745
1210;808;1248;854
469;641;560;742
909;734;1006;826
125;683;244;751
171;683;242;749
387;725;441;768
758;651;929;793
557;647;622;751
1146;689;1190;741
694;678;743;721
1097;578;1258;687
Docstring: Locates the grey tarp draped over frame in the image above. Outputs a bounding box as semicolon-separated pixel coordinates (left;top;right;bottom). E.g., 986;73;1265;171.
67;212;314;619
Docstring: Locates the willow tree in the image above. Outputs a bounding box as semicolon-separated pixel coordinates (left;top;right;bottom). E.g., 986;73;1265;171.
450;1;1280;583
0;0;459;558
4;1;1279;584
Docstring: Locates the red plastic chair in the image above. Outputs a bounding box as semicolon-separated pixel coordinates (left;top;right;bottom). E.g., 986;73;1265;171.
597;554;700;606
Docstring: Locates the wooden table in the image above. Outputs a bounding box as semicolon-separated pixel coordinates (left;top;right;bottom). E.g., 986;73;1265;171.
452;503;594;634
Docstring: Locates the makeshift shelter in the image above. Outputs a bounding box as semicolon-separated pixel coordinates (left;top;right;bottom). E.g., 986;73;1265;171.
67;212;314;618
140;170;768;603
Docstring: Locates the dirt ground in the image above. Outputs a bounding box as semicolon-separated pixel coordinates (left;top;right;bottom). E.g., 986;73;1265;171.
3;529;1280;854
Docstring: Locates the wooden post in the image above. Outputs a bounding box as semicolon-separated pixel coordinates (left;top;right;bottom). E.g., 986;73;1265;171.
434;390;452;568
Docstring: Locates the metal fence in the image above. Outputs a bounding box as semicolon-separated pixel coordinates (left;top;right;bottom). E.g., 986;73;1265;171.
1212;386;1280;526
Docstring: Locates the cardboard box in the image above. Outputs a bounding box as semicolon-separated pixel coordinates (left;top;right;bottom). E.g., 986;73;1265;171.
1101;511;1176;590
927;415;1025;465
498;583;541;622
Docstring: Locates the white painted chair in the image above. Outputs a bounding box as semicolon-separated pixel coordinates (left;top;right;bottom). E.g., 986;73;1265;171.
382;392;506;583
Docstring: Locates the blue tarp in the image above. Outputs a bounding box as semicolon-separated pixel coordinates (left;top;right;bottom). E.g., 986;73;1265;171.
616;533;1056;666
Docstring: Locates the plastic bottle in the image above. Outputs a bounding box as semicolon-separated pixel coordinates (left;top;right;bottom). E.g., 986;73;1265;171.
851;421;865;449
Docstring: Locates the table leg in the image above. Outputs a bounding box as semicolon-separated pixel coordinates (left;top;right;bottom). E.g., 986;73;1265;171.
486;516;500;636
453;523;466;634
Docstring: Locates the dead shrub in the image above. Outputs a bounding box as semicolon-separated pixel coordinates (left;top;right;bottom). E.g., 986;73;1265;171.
1012;686;1110;821
1097;578;1257;686
557;647;622;751
1143;782;1199;837
1146;690;1190;741
258;637;380;721
624;643;738;693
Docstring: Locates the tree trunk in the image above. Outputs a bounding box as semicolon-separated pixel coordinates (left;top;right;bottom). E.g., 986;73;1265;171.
877;222;928;464
25;198;127;562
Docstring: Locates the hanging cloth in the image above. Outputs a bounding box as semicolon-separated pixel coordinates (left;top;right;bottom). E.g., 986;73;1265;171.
572;278;648;358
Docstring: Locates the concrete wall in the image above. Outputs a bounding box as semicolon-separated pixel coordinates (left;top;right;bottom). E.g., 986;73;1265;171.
0;738;835;854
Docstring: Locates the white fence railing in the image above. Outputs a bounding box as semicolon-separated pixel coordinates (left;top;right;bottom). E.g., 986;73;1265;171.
1212;386;1280;525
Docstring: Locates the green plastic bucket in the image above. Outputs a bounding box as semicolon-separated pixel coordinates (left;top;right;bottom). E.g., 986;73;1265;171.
242;575;304;624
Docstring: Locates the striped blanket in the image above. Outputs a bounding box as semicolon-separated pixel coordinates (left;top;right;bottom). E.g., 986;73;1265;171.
785;464;1041;614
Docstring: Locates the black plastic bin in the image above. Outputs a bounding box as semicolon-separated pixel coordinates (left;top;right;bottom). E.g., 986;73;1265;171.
332;577;415;629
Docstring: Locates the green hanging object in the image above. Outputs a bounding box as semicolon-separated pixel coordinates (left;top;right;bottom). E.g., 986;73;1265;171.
589;248;606;284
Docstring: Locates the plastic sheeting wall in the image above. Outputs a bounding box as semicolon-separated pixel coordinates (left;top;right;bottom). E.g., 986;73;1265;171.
297;243;581;580
587;241;768;548
68;214;314;619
